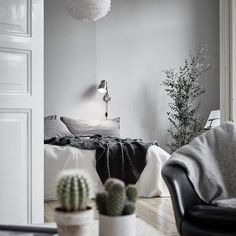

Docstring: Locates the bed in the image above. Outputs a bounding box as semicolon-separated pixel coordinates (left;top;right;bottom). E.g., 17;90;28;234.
44;144;170;200
44;115;170;200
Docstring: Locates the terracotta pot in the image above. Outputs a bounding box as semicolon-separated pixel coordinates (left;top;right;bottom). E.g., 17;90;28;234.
54;207;94;236
99;214;136;236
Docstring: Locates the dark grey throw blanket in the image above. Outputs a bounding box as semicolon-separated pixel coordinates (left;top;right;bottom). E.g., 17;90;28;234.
45;135;158;185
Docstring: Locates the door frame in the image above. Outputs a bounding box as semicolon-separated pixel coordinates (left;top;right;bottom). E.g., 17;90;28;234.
220;0;236;122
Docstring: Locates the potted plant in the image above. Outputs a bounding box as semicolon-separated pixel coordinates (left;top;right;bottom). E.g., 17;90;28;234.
95;178;138;236
162;46;213;153
54;170;94;236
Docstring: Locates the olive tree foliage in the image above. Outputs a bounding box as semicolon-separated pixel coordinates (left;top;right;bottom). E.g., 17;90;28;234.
163;46;213;153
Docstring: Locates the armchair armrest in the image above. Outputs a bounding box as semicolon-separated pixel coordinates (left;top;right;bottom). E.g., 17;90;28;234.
162;164;204;232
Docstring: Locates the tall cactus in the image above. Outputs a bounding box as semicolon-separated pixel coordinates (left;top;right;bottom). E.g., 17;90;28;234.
96;178;138;216
57;170;89;212
106;180;125;216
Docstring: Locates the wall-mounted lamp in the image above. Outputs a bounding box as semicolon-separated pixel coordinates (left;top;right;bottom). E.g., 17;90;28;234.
98;80;111;119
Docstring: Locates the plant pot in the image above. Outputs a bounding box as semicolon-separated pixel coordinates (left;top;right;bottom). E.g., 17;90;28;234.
54;207;94;236
99;214;136;236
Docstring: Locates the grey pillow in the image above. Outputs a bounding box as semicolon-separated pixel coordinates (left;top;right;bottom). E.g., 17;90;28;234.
44;118;73;141
44;115;57;121
60;117;120;137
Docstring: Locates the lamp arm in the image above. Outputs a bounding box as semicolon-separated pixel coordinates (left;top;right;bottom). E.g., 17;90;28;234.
103;88;111;119
103;91;111;103
98;81;111;119
105;102;108;120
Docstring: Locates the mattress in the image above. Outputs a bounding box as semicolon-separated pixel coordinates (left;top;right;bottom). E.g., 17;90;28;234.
44;144;170;200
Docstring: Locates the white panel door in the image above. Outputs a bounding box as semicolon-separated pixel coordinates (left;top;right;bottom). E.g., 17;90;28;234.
0;0;44;224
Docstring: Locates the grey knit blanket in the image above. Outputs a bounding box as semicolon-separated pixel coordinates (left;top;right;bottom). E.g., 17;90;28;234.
165;122;236;208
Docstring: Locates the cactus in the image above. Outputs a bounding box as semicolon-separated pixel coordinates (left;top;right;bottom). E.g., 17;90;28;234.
95;178;138;216
106;181;126;216
57;170;89;212
104;178;123;192
126;185;138;203
95;192;108;215
123;201;135;215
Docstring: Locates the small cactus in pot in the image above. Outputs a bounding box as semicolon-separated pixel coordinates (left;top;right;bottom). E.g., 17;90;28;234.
57;173;89;211
96;178;138;236
96;178;137;216
54;170;94;236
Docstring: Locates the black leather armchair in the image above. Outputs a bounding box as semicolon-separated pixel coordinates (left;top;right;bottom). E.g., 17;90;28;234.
162;164;236;236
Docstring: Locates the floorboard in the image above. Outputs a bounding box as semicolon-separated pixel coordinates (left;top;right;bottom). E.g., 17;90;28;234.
44;197;179;236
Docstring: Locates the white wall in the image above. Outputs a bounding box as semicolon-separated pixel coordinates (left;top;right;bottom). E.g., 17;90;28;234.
45;0;219;150
44;0;100;118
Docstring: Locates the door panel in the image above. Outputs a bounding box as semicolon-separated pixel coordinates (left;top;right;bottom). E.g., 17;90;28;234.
0;0;43;224
0;48;31;95
0;0;31;36
0;111;30;224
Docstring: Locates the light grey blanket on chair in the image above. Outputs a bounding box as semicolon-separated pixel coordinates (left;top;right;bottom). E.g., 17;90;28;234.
165;122;236;208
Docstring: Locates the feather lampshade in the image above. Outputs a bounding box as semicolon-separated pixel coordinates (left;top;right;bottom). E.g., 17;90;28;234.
65;0;111;21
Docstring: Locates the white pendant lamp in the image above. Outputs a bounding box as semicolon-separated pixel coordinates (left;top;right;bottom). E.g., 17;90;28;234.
65;0;111;22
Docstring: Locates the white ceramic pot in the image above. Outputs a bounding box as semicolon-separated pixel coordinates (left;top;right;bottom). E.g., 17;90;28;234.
54;208;94;236
99;214;136;236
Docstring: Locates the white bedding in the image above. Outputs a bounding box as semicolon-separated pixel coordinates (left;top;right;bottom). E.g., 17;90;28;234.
44;144;170;200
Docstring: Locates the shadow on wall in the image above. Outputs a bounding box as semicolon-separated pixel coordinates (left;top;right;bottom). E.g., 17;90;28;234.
133;80;171;151
135;83;159;141
72;83;105;120
80;84;98;99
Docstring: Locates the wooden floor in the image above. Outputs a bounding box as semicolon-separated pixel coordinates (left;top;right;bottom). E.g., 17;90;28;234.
45;197;179;236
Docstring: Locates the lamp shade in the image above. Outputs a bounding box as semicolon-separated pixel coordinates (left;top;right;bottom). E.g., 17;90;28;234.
98;80;107;94
65;0;111;22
